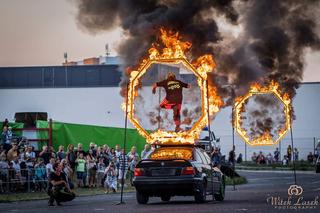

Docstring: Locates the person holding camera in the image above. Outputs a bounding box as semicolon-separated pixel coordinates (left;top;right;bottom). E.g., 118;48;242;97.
48;162;75;206
39;146;54;165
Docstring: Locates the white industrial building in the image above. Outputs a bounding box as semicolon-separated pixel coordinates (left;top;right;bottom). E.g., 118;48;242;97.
0;62;319;160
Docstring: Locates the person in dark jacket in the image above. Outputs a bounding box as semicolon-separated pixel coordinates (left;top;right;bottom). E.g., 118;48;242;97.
48;163;75;206
152;72;190;132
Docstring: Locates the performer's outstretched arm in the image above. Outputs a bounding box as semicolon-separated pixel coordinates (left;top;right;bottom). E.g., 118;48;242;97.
152;80;165;94
180;80;191;89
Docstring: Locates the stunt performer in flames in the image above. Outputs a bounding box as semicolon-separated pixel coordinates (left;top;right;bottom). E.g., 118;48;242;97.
152;72;190;132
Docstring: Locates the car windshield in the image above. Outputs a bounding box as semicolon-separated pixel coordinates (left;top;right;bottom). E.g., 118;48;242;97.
150;147;193;160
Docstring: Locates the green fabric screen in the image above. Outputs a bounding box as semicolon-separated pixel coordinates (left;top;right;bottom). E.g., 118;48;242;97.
36;121;146;154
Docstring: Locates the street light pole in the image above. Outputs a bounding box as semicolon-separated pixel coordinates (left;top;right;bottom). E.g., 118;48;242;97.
290;121;297;185
232;105;236;191
117;83;129;205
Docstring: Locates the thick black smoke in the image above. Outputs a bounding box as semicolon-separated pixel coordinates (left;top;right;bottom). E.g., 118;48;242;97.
75;0;319;96
215;0;320;98
75;0;320;134
75;0;238;83
241;94;286;140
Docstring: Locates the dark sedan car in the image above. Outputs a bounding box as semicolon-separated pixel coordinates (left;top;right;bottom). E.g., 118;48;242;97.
133;145;225;204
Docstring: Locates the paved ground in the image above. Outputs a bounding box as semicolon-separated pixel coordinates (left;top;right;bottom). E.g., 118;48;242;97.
0;170;319;213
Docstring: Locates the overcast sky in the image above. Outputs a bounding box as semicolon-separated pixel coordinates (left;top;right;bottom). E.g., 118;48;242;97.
0;0;319;82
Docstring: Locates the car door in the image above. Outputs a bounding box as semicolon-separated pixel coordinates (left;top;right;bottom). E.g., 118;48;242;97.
195;148;213;194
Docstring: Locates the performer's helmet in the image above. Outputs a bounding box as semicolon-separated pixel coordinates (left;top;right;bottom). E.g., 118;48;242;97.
167;72;176;80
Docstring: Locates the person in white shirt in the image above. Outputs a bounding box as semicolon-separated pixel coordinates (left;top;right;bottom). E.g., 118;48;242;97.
141;144;152;159
46;157;55;178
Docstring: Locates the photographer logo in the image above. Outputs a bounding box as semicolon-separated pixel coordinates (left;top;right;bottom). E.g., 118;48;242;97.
267;185;319;210
288;185;303;196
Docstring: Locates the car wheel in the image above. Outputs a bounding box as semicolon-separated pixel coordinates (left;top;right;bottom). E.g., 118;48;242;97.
194;181;207;203
214;177;225;201
136;191;149;204
161;195;171;202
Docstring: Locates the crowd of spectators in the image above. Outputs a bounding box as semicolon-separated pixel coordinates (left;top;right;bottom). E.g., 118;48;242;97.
2;119;320;193
0;123;154;193
247;144;320;166
224;143;320;167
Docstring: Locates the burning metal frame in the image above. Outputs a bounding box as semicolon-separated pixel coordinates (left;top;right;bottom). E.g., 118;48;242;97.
125;29;223;145
234;81;292;146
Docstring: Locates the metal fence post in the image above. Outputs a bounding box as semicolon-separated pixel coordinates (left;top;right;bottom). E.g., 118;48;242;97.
314;137;316;156
6;171;9;192
279;140;281;162
27;169;31;192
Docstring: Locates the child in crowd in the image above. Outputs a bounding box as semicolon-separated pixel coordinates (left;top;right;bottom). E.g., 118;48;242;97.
97;158;106;187
75;153;86;188
104;161;117;193
34;158;47;191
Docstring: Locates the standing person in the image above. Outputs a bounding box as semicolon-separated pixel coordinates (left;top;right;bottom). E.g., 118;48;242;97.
7;143;19;162
115;144;121;158
104;161;117;193
293;148;299;161
114;145;121;171
99;145;110;168
257;151;266;164
287;145;292;162
274;148;280;162
1;126;12;153
2;119;9;127
60;159;74;190
236;153;243;164
75;153;86;188
228;146;236;166
47;163;75;206
97;158;106;187
39;146;53;165
307;152;314;164
34;158;47;192
46;157;56;179
266;153;273;165
251;152;258;163
87;149;97;188
25;146;36;162
152;72;190;132
141;144;152;159
76;143;86;158
128;156;139;186
118;149;129;188
88;142;97;157
127;146;139;162
57;146;66;161
109;148;116;161
127;146;139;185
211;148;221;167
66;144;76;177
48;146;57;159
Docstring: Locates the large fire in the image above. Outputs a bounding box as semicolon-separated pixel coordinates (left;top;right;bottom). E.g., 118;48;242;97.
234;81;292;146
125;28;223;144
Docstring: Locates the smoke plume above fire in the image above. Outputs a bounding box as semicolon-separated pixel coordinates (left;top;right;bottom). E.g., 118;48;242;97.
74;0;320;134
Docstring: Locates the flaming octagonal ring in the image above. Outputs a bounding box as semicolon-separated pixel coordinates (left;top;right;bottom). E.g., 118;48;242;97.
234;81;292;146
127;57;215;145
